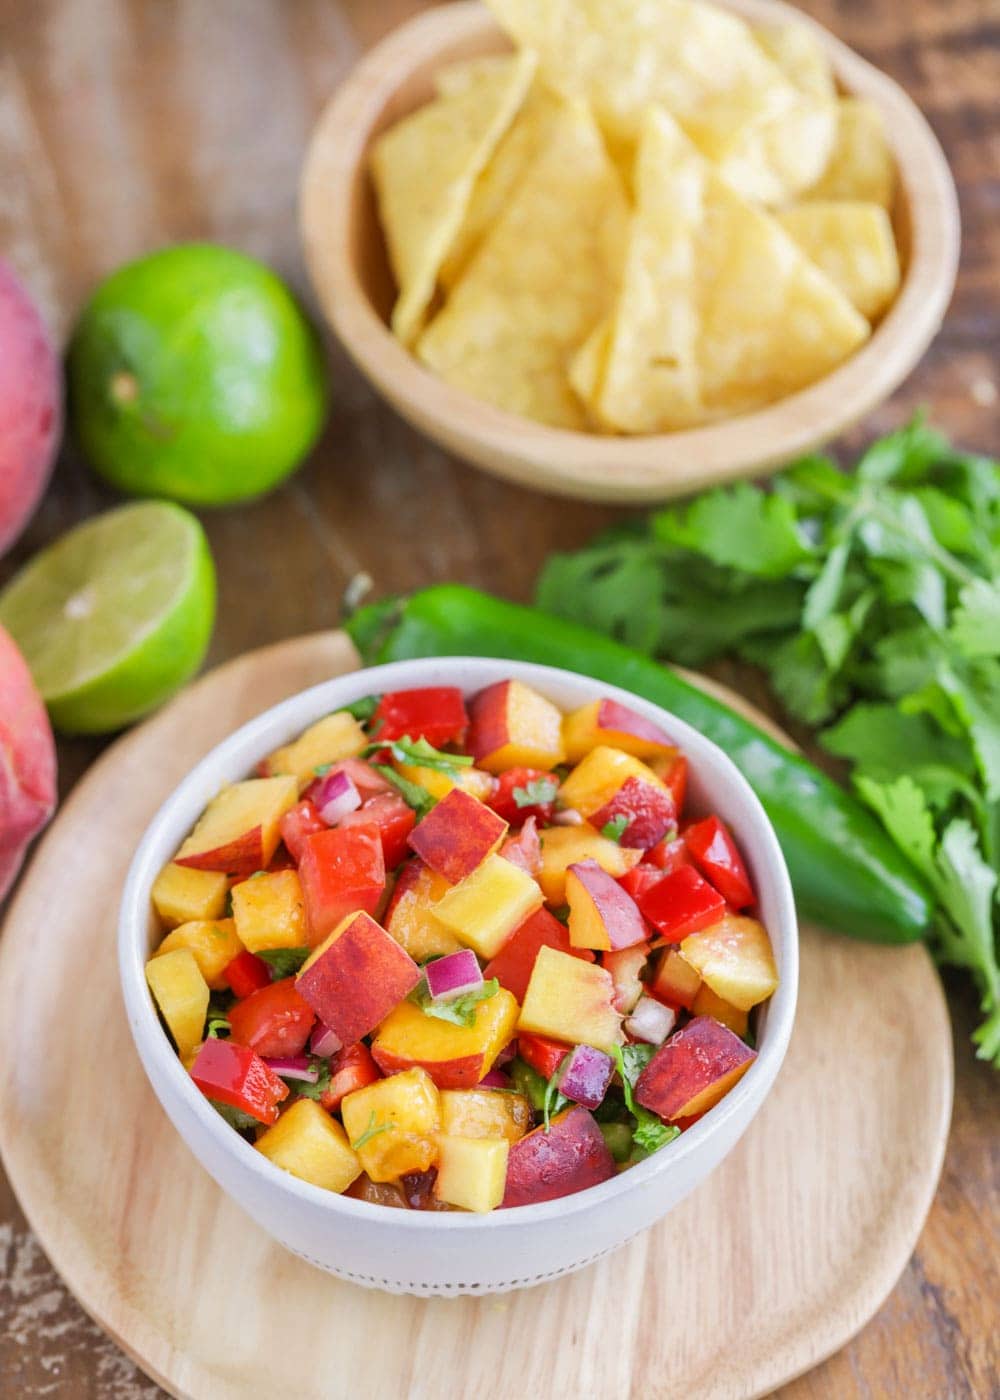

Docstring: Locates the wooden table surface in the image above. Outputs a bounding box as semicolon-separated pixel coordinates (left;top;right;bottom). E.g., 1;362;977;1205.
0;0;997;1395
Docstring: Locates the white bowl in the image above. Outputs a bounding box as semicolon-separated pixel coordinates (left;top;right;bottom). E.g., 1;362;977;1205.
119;657;798;1296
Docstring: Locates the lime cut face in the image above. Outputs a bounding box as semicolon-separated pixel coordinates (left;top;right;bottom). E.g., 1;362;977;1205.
0;501;216;733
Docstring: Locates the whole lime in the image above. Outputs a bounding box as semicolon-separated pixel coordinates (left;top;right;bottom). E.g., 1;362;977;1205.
67;244;328;506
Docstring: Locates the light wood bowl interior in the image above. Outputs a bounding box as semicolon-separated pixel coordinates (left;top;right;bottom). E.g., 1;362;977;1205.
300;0;960;504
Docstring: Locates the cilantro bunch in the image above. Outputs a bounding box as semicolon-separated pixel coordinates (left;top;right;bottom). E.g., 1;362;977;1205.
537;417;1000;1065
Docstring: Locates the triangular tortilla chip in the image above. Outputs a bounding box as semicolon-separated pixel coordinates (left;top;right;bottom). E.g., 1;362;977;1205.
753;21;836;102
371;49;536;345
585;109;870;433
777;201;900;321
417;99;628;429
806;98;896;208
486;0;833;204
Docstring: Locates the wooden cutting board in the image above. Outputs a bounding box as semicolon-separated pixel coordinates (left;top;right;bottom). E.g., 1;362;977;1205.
0;633;952;1400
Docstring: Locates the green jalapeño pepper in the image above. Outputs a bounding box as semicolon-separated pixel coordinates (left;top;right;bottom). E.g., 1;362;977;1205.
347;585;931;945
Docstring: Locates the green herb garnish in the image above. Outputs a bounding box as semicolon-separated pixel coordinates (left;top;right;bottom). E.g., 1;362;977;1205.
366;734;473;775
371;763;436;819
513;776;559;808
542;1067;570;1131
351;1111;392;1151
601;814;630;843
286;1057;332;1101
611;1043;680;1154
340;695;381;723
205;1015;230;1039
537;416;1000;1066
257;946;310;978
409;977;499;1028
211;1101;261;1134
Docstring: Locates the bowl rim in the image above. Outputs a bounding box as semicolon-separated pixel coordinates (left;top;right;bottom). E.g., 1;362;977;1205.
299;0;961;505
119;655;798;1230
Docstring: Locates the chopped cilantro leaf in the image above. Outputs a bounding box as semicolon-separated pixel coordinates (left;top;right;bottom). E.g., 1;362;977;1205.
257;947;310;978
351;1111;392;1151
611;1043;678;1154
211;1101;261;1134
205;1015;230;1039
366;734;473;774
601;814;629;843
371;763;436;819
513;777;559;808
287;1058;332;1101
410;977;499;1028
542;1068;570;1131
339;694;381;723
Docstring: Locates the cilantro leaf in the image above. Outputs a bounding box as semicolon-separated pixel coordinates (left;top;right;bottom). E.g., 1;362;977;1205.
601;814;629;843
288;1058;332;1101
339;694;381;723
371;763;435;819
513;777;559;808
367;735;473;774
542;1069;570;1131
654;482;814;578
409;977;499;1028
211;1101;261;1134
611;1043;678;1154
257;947;310;978
351;1111;392;1151
205;1015;230;1039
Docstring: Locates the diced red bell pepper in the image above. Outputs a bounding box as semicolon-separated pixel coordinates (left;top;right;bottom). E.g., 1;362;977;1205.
372;686;469;747
279;799;327;863
338;792;415;870
660;755;688;816
646;835;692;872
190;1038;289;1125
683;815;754;908
224;949;272;999
319;1041;382;1113
298;823;386;943
618;863;667;903
228;978;316;1058
590;775;676;850
484;906;594;1004
499;814;541;875
487;767;557;825
303;757;391;807
518;1031;572;1080
638;865;726;943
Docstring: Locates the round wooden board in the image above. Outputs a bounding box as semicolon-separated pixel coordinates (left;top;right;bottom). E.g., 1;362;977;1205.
0;634;953;1400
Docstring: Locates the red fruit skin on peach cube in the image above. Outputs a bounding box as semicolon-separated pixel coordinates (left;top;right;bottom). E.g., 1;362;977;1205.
0;623;57;901
499;814;542;875
635;1015;755;1122
500;1106;616;1208
484;906;594;1004
295;911;420;1044
406;787;507;883
339;793;416;870
298;824;386;943
590;775;676;850
597;699;674;750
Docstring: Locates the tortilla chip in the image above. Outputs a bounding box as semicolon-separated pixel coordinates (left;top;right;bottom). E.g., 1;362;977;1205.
753;21;836;101
806;98;896;208
440;85;561;289
433;54;522;99
486;0;833;204
777;201;901;320
569;319;612;416
417;99;629;429
371;49;536;345
590;109;870;433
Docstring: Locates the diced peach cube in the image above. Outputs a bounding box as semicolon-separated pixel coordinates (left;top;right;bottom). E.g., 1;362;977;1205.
537;825;641;904
394;760;494;803
518;946;622;1050
255;1099;362;1193
431;852;543;959
559;745;668;820
296;910;420;1043
262;710;367;788
648;947;702;1010
151;862;229;927
562;698;676;763
636;1016;756;1121
681;913;779;1011
231;869;307;952
501;1106;615;1207
439;1088;532;1144
153;918;243;990
566;858;647;951
145;948;209;1059
407;787;507;884
174;777;298;876
469;680;566;773
372;989;520;1089
435;1135;509;1212
340;1067;441;1182
692;983;749;1037
385;860;462;961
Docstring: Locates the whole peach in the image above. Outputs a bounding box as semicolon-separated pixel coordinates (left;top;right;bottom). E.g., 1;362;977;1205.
0;623;57;901
0;258;62;557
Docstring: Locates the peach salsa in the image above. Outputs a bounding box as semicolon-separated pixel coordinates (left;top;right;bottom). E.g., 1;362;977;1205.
145;681;779;1213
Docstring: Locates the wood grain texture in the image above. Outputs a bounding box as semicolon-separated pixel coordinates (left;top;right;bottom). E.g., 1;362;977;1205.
0;0;997;1395
0;632;952;1400
300;0;959;504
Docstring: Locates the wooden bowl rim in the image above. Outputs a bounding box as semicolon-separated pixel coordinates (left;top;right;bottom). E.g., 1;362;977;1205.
300;0;960;504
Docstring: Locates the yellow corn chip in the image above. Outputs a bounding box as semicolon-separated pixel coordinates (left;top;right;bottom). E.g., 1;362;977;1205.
417;99;628;429
777;201;901;321
591;109;870;433
806;97;896;208
441;85;561;289
371;49;536;345
433;54;522;99
568;319;612;418
486;0;833;204
753;21;836;101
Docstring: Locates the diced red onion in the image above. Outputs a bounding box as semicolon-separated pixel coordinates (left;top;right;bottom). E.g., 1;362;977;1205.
552;808;584;826
557;1044;614;1109
263;1055;319;1083
425;949;482;1000
478;1069;510;1089
625;995;677;1045
313;768;362;825
310;1022;342;1057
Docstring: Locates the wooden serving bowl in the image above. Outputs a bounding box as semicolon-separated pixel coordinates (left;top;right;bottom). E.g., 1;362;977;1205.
300;0;960;504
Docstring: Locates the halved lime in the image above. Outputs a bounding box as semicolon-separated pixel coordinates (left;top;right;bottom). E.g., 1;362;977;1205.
0;501;216;734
